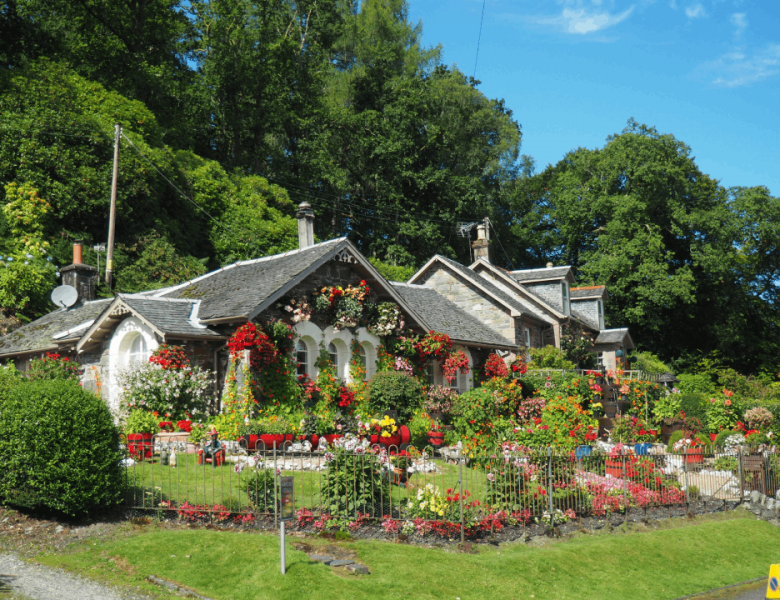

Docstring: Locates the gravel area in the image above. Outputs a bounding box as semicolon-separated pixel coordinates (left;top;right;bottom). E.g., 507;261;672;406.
0;552;152;600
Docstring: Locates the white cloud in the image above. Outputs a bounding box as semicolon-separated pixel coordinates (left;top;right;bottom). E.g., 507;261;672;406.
539;6;635;35
685;3;707;18
731;12;747;38
709;44;780;86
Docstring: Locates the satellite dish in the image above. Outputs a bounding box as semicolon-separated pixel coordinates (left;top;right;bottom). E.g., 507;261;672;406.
51;285;78;308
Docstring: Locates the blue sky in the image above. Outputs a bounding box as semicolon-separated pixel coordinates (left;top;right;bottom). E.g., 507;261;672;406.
407;0;779;195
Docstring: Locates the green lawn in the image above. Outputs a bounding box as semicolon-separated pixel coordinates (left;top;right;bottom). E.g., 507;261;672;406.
34;516;780;600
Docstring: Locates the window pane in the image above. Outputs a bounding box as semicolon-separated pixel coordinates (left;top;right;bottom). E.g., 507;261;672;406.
296;340;308;377
328;343;339;371
359;346;368;381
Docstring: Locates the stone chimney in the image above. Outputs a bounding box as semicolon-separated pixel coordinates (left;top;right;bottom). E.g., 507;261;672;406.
546;262;554;268
60;240;97;303
472;224;490;263
296;202;314;249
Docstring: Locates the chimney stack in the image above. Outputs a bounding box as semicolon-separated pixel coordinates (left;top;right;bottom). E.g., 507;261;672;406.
546;262;554;268
296;202;314;249
60;240;97;304
472;224;490;263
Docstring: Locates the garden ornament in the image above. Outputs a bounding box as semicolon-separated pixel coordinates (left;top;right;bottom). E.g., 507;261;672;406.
169;449;177;468
203;427;223;468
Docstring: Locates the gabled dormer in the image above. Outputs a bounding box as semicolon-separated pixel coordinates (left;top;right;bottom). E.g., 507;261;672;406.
570;286;608;330
507;264;576;317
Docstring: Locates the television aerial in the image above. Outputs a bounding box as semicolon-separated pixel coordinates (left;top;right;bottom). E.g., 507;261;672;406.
456;222;479;238
51;285;78;308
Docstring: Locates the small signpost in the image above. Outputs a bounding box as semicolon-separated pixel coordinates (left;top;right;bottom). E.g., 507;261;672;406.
279;476;294;575
767;564;780;599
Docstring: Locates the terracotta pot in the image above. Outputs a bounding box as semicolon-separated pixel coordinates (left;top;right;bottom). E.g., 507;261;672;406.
661;421;683;444
127;433;154;460
684;447;704;464
428;431;445;446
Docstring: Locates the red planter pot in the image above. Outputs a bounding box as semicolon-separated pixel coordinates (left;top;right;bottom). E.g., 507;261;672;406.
684;448;704;464
127;433;154;460
259;434;286;449
322;434;343;446
428;431;445;447
371;433;401;448
605;459;625;478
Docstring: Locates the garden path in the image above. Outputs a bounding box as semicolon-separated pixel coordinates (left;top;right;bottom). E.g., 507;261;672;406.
0;552;151;600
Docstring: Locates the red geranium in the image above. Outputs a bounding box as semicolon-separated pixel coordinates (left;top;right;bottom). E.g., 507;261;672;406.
150;345;190;370
484;353;508;379
228;322;277;369
177;420;192;433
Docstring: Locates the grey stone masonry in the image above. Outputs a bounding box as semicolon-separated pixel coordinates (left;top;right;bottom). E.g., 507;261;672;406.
525;282;565;313
572;299;600;330
418;266;516;345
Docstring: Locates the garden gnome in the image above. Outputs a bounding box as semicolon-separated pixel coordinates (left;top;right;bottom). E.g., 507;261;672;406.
203;425;222;468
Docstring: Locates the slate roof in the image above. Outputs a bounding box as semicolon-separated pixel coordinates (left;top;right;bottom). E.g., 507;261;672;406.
390;283;514;349
509;266;572;282
432;256;554;324
0;299;112;357
596;328;631;344
571;286;607;299
160;238;345;321
119;296;222;338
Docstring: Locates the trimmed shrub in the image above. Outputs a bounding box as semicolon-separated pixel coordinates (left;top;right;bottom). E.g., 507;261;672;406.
0;364;23;405
713;429;742;448
0;380;124;517
678;393;709;429
666;430;684;453
367;371;423;423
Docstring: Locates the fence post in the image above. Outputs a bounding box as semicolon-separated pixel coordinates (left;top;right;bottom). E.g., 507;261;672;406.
273;441;278;530
738;447;745;503
684;445;690;508
458;451;465;546
547;447;554;518
622;452;628;524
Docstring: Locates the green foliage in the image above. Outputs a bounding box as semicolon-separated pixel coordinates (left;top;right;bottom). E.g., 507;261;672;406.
560;321;595;367
407;410;433;449
114;234;207;293
367;258;416;283
528;346;575;370
713;429;742;448
676;373;717;396
124;409;161;435
118;362;212;421
367;371;423;423
0;379;124;517
666;430;684;453
679;393;710;430
321;448;389;515
631;351;671;375
0;364;23;404
242;469;278;512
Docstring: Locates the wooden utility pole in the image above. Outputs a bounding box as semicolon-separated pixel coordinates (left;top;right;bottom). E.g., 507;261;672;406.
106;123;121;288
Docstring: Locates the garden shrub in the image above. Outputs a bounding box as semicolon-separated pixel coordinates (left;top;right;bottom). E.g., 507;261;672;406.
367;371;423;423
0;364;23;404
26;352;80;382
407;410;434;449
678;393;709;429
666;430;684;453
242;469;278;512
527;346;575;369
321;448;389;515
118;362;211;420
630;351;671;375
0;379;124;517
713;429;742;448
676;373;717;395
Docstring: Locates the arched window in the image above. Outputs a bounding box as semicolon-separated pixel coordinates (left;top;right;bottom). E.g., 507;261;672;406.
125;333;148;366
328;342;339;373
426;362;435;385
358;345;368;381
296;340;308;378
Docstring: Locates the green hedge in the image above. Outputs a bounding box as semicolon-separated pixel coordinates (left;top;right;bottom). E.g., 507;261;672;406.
368;371;423;423
0;379;124;517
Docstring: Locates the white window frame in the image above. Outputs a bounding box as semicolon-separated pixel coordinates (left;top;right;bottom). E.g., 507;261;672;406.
597;300;605;330
296;340;308;378
562;282;570;316
524;327;531;348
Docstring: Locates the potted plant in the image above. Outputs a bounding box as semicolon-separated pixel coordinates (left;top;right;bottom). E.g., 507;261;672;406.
619;383;630;403
124;410;160;460
653;392;683;443
423;385;457;423
390;450;414;485
297;413;321;449
315;414;337;445
257;416;292;450
427;419;445;447
605;443;631;478
632;419;658;456
371;414;400;448
668;416;706;464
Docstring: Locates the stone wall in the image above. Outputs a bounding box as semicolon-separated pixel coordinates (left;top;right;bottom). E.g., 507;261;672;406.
572;299;599;330
417;265;515;345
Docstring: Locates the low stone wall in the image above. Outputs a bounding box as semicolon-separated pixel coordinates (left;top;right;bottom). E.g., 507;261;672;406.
741;489;780;523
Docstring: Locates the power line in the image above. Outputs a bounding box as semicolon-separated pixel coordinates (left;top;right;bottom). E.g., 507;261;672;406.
473;0;487;79
488;217;515;270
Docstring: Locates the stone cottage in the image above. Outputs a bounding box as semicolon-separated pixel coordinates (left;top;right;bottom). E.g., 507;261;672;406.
0;204;632;410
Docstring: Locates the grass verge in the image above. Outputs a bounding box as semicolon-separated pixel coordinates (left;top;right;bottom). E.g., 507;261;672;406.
34;516;780;600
